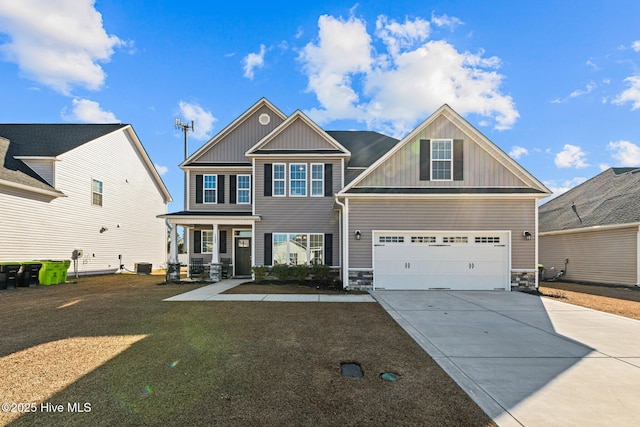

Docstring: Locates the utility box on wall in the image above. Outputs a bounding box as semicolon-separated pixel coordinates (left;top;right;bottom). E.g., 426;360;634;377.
135;263;152;274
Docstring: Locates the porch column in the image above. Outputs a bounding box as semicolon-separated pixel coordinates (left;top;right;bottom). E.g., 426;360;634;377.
169;222;178;264
212;224;219;263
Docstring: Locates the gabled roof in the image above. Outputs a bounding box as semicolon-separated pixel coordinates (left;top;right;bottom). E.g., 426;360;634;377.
0;124;171;202
245;110;350;157
539;167;640;232
182;98;287;167
338;104;550;196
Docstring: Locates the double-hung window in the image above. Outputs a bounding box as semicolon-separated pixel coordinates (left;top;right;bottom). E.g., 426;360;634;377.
273;163;285;196
201;230;213;253
273;233;323;265
92;178;103;206
237;175;250;204
289;164;307;197
311;163;324;196
431;139;452;180
203;175;217;203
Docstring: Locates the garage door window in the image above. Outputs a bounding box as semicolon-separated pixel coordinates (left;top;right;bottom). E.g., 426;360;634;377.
443;236;468;243
475;236;501;243
379;236;404;243
411;236;436;243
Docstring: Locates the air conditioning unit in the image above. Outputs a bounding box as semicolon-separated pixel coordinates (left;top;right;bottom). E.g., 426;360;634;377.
135;263;152;274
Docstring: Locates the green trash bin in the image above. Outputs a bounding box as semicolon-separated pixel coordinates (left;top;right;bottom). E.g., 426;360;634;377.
60;260;70;283
38;261;60;286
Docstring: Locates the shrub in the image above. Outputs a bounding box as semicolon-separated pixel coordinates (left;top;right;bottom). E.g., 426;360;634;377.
272;264;291;282
291;264;310;283
252;265;269;283
311;263;330;285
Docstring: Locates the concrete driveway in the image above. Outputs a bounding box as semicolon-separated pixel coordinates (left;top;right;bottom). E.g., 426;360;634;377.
372;290;640;427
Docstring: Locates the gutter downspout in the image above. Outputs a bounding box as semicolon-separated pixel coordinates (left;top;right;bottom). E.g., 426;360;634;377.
334;196;348;289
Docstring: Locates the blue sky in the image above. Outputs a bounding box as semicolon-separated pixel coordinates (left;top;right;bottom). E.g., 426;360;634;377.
1;0;640;211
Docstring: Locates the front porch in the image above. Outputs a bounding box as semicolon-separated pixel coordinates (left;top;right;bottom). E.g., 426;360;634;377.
161;212;260;280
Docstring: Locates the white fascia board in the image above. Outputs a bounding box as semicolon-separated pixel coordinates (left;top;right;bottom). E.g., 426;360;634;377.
0;178;65;198
539;221;640;236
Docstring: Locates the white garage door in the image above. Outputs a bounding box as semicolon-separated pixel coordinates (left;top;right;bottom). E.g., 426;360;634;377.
373;231;509;290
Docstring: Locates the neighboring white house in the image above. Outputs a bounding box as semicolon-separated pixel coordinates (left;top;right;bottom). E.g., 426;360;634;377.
0;124;172;276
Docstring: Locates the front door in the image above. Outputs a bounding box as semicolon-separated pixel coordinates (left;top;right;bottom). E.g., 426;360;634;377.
235;237;252;276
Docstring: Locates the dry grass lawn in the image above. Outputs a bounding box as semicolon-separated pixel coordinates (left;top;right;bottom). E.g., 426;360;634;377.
0;275;494;427
539;281;640;321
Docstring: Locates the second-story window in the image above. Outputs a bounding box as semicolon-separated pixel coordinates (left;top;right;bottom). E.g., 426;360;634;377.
237;175;250;204
289;164;307;197
311;163;324;196
273;163;285;196
92;178;103;206
204;174;217;203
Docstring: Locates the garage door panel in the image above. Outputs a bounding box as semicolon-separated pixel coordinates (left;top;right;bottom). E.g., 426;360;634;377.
373;231;509;291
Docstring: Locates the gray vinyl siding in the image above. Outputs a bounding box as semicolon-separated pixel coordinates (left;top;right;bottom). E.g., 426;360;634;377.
189;225;235;265
347;198;536;269
188;167;253;212
539;227;639;286
357;114;527;188
195;105;284;163
254;158;341;266
260;118;339;150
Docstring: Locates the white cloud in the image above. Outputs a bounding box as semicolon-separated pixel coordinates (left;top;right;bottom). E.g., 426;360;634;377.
607;140;640;166
612;75;640;110
242;44;266;80
178;101;217;141
541;177;587;203
632;40;640;52
509;146;529;159
555;144;589;168
299;14;519;136
0;0;124;95
154;164;168;176
569;81;596;98
63;98;118;123
430;12;464;30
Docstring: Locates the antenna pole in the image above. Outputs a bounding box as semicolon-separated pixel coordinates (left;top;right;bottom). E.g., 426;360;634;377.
175;118;194;211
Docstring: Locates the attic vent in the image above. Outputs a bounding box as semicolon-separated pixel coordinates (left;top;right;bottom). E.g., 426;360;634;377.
258;113;271;125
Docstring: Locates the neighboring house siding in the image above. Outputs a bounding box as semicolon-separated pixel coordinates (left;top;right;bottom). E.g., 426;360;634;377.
347;198;536;269
539;227;639;286
254;157;341;266
188;167;253;212
357;115;527;188
260;119;339;150
0;129;168;274
196;105;284;163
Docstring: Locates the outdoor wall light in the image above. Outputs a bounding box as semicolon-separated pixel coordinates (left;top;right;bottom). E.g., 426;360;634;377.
100;227;108;233
523;230;532;240
354;230;362;240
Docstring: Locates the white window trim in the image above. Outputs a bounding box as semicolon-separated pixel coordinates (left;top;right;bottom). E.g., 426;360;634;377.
289;163;307;197
311;163;324;197
272;232;324;266
203;174;217;204
272;163;286;197
237;174;251;204
431;139;453;181
92;178;103;207
201;230;214;254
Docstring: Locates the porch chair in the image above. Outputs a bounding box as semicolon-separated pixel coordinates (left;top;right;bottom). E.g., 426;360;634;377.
189;258;204;277
220;258;231;279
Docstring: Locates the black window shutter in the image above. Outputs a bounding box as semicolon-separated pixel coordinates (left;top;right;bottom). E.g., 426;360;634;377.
324;163;333;196
229;175;237;204
453;139;464;181
419;139;431;181
219;230;227;253
264;233;272;266
217;175;225;203
264;164;272;196
324;233;333;265
195;175;203;203
193;230;202;254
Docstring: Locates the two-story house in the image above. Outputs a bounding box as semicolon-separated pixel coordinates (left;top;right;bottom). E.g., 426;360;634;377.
162;98;550;290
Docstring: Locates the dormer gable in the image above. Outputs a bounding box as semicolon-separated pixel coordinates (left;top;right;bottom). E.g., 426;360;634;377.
182;98;287;166
340;104;550;196
245;110;350;157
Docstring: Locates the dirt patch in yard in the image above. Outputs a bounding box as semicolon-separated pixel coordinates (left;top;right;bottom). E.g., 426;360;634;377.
0;275;494;426
539;281;640;321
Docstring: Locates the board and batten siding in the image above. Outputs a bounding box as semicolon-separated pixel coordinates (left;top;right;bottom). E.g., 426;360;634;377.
357;115;527;188
539;227;639;286
0;129;168;274
196;105;284;163
347;198;536;269
253;157;341;266
188;167;253;212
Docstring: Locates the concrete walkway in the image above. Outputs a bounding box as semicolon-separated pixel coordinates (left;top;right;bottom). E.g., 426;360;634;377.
372;290;640;427
163;279;376;302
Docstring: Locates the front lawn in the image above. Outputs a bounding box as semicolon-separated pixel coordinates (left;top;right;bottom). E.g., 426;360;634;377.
0;275;493;426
